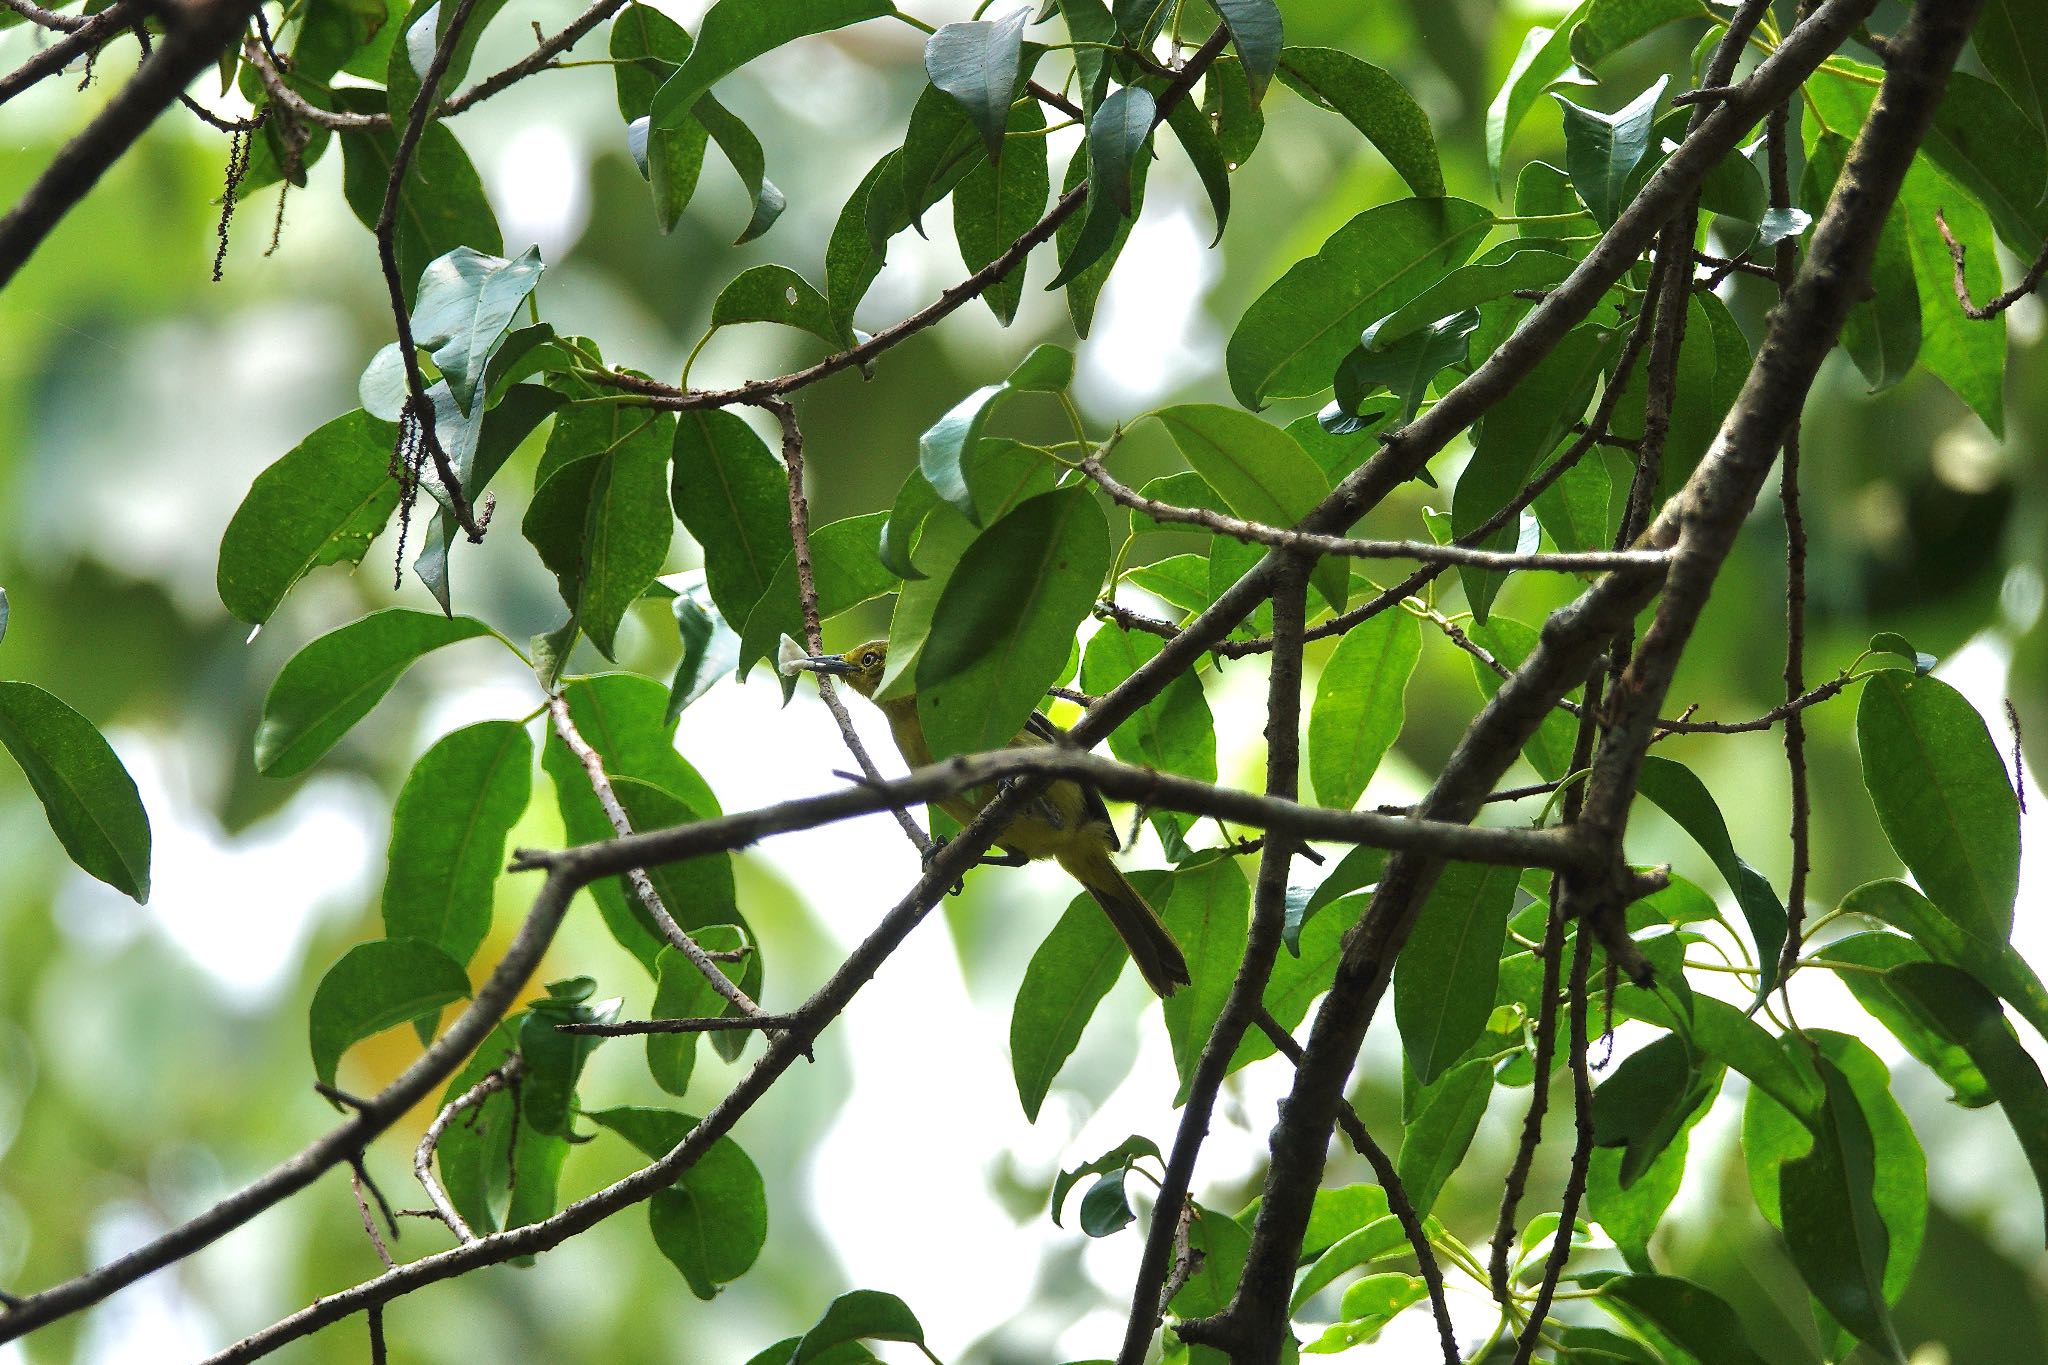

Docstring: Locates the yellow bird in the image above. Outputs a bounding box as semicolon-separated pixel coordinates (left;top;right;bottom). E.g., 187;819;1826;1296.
789;640;1191;997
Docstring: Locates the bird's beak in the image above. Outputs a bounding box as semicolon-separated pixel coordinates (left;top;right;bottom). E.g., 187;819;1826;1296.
786;653;855;676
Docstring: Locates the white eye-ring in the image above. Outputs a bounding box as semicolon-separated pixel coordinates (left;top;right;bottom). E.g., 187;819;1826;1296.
861;651;880;668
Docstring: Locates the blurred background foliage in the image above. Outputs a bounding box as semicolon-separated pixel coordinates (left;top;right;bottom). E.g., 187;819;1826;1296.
1;0;2045;1360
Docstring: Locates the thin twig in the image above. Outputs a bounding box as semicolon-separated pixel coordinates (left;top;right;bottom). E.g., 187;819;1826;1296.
350;1170;397;1271
1936;212;2048;319
414;1056;523;1243
0;0;132;107
557;1013;801;1037
1509;924;1595;1363
0;0;87;31
545;694;770;1019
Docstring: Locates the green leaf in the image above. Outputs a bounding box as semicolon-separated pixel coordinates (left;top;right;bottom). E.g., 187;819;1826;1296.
381;721;532;968
1857;671;2020;941
1228;197;1493;408
1922;71;2048;259
1454;326;1611;620
1554;77;1665;226
386;0;509;123
1151;403;1346;613
736;512;895;678
588;1107;767;1298
1169;1204;1252;1317
915;490;1109;761
0;683;152;902
611;0;691;115
1821;933;1993;1108
1840;878;2048;1043
1082;629;1216;785
1397;1055;1492;1217
1636;754;1787;992
1606;293;1749;504
1780;1057;1905;1359
647;926;750;1095
1276;47;1441;196
256;610;493;779
1080;1167;1137;1236
1571;0;1710;68
416;383;563;614
1394;861;1520;1085
787;1289;927;1362
1011;878;1165;1120
1051;136;1151;335
1804;134;1919;392
1053;1134;1161;1227
707;265;839;348
1587;1273;1772;1365
924;9;1028;161
409;246;543;416
1335;308;1478;425
1212;0;1280;100
1239;893;1368;1069
432;1019;568;1237
826;155;894;342
1291;844;1385;952
1899;157;2006;435
1466;617;1579;780
650;0;895;131
1591;1034;1718;1188
1204;54;1264;165
1886;961;2048;1244
1089;85;1153;217
695;95;787;244
308;939;471;1088
1589;1068;1719;1270
1161;857;1252;1101
216;409;401;626
335;89;501;306
1308;609;1419;809
667;581;741;722
672;408;790;631
954;99;1051;324
1366;240;1577;348
518;979;613;1137
1164;94;1231;246
1486;7;1589;190
1978;0;2048;131
919;345;1074;522
880;82;988;243
524;408;674;658
1620;988;1819;1125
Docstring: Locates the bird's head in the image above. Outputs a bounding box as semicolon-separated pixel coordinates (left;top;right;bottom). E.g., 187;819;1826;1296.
785;639;890;698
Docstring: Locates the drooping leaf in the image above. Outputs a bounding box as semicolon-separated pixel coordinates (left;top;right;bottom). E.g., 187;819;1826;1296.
1856;671;2020;943
1466;617;1580;781
953;98;1051;324
1164;94;1231;245
256;610;494;778
1365;239;1577;347
1635;754;1787;992
1591;1034;1720;1189
707;265;839;348
588;1107;768;1299
1052;1135;1161;1228
1227;197;1493;408
924;8;1029;160
381;720;532;968
785;1289;929;1362
1588;1067;1720;1271
1803;133;1919;391
523;406;675;658
1161;857;1252;1102
825;154;895;341
694;95;787;243
1050;136;1151;335
1011;877;1167;1120
1553;76;1666;226
1571;0;1710;68
666;580;741;722
1820;932;1993;1108
919;345;1074;522
308;938;471;1088
0;683;152;902
217;409;402;625
1276;47;1442;196
672;407;790;632
1586;1273;1773;1365
1394;861;1521;1085
1486;9;1589;190
1397;1055;1493;1216
1308;608;1419;809
1779;1057;1906;1358
409;246;543;416
1212;0;1281;100
1978;0;2048;131
650;0;897;131
517;978;614;1138
914;490;1110;761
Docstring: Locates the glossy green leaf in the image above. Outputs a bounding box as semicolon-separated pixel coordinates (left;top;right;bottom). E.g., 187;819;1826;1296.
1164;94;1231;245
1011;877;1165;1120
695;96;786;244
737;512;895;677
825;154;894;341
1290;1214;1408;1312
1051;136;1151;335
1161;857;1252;1100
787;1289;927;1361
707;265;838;348
1454;325;1610;619
1857;671;2020;941
1227;195;1493;407
1394;861;1520;1084
1125;554;1211;617
954;99;1051;324
256;610;493;779
0;683;152;902
1636;754;1787;991
588;1106;767;1299
919;344;1073;521
611;2;710;229
1051;85;1156;283
1052;1135;1161;1227
1308;608;1419;809
650;0;895;131
409;246;543;416
1082;629;1216;786
925;9;1028;160
308;938;470;1088
915;490;1110;761
1079;1167;1136;1236
1571;0;1710;67
381;720;531;968
523;407;674;658
1152;403;1346;613
217;409;402;626
517;978;613;1138
881;82;987;242
1397;1055;1492;1216
1899;156;2006;435
1213;0;1281;99
1803;134;1919;392
1486;8;1588;190
1588;1068;1720;1270
667;581;741;722
1553;76;1665;225
1591;1032;1718;1187
1821;932;1992;1108
335;90;501;305
1620;988;1819;1125
1587;1273;1772;1365
1335;308;1478;425
648;926;750;1095
1366;240;1577;348
1466;617;1579;780
1841;878;2048;1043
1887;961;2048;1244
1204;54;1265;165
1780;1057;1905;1358
672;407;789;632
1979;0;2048;131
1277;47;1441;196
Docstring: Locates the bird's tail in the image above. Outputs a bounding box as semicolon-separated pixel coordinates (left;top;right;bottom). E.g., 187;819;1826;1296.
1059;846;1191;997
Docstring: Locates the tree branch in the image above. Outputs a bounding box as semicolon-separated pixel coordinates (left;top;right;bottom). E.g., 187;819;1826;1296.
1936;212;2048;319
413;1055;523;1243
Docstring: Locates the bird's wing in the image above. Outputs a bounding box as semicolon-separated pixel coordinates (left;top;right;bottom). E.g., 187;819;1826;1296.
1020;709;1120;851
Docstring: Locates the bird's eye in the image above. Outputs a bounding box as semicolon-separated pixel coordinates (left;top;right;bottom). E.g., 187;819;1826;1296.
861;651;880;668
